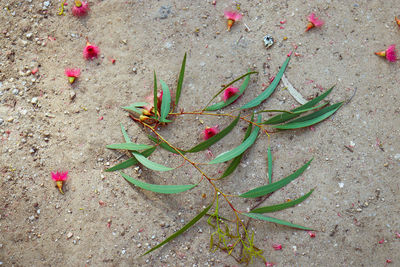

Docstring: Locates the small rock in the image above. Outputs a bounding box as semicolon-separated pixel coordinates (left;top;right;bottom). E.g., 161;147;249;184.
7;117;14;123
70;91;76;100
67;232;73;239
0;118;3;125
12;88;19;95
29;215;35;221
26;33;33;39
158;6;171;19
121;249;126;255
31;97;38;104
132;67;137;74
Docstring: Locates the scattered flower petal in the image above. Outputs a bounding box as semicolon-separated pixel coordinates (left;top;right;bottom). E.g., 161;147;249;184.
83;41;100;60
72;0;89;17
395;232;400;238
202;126;220;140
222;87;240;102
306;13;324;32
51;171;68;194
396;16;400;27
386;259;392;263
272;243;282;250
375;44;397;62
265;262;275;267
378;239;385;244
144;90;163;113
224;10;242;31
65;68;81;84
307;231;316;238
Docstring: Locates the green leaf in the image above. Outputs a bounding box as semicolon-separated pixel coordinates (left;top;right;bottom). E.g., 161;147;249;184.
205;71;253;111
147;135;186;155
159;79;171;122
250;188;314;213
175;53;186;107
121;172;196;194
208;114;261;164
106;143;153;151
143;204;213;255
203;71;258;111
122;102;149;115
264;86;335;125
132;152;174;171
272;102;343;130
218;114;254;179
242;213;312;230
241;54;291;109
267;146;272;184
153;71;158;119
239;158;313;198
120;124;131;143
186;113;240;153
105;147;156;172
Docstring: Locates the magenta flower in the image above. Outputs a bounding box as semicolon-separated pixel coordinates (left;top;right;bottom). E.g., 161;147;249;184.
72;0;89;17
375;44;397;62
202;126;220;140
306;13;324;32
51;171;68;194
83;41;100;60
224;10;242;31
65;68;81;84
222;87;240;102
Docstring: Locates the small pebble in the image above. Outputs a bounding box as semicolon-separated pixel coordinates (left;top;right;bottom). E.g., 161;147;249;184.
67;232;73;239
12;88;19;95
0;118;3;125
7;117;14;123
70;91;76;100
31;97;38;104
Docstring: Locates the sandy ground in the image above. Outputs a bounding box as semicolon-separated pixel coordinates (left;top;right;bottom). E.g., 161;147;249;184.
1;0;400;266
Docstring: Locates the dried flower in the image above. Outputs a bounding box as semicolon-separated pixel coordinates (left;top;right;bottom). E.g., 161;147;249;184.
222;87;240;102
305;13;324;32
378;239;385;244
83;41;100;60
272;243;282;250
65;68;81;84
396;16;400;27
51;171;68;194
202;126;220;140
144;90;163;113
72;0;89;17
224;10;242;31
375;44;397;62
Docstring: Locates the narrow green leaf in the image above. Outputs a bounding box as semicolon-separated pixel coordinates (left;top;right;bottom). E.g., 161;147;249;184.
147;135;186;155
239;158;313;198
120;124;130;143
258;103;328;119
272;102;343;130
218;114;254;179
205;71;253;111
241;54;291;109
106;143;153;151
267;146;272;184
242;213;312;230
175;53;186;107
153;71;158;119
122;102;149;115
105;147;156;172
132;152;174;171
203;71;258;111
159;79;171;122
121;172;196;194
250;188;314;213
208;114;261;164
186;114;240;153
143;204;213;255
264;86;335;125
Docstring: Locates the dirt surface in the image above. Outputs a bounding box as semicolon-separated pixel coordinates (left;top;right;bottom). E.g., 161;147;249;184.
1;0;400;266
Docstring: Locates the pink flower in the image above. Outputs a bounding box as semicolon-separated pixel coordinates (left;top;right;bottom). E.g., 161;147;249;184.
222;87;240;102
72;0;89;17
83;41;100;60
375;45;397;62
224;10;242;31
265;262;275;267
64;68;81;84
202;126;220;140
144;90;163;113
306;13;324;32
272;243;282;250
51;171;68;194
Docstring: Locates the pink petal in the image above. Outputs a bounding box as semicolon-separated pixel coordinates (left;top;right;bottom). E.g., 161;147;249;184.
224;10;242;21
222;87;239;102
